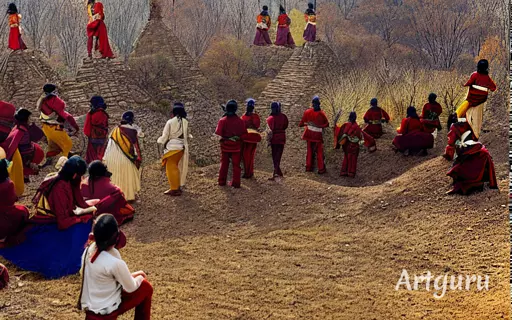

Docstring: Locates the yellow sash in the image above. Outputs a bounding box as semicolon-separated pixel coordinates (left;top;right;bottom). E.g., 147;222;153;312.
111;127;134;160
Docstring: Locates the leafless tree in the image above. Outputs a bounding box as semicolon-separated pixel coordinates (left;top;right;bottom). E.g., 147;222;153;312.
16;0;59;50
56;0;86;74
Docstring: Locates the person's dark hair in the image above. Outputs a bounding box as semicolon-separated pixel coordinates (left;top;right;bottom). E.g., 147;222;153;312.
59;156;87;182
0;159;9;183
93;214;119;252
225;100;238;116
7;3;17;15
121;111;135;125
370;98;378;107
428;93;437;104
262;5;268;11
312;96;321;111
172;102;187;119
306;2;315;14
90;96;107;111
406;106;419;119
43;83;57;94
88;0;95;4
245;99;255;116
279;5;286;14
88;161;111;195
270;101;281;115
14;108;31;124
476;59;489;75
349;111;357;123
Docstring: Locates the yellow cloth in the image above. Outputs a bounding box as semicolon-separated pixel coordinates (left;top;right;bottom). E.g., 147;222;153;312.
111;127;138;164
163;150;184;191
8;149;24;197
42;123;72;157
455;100;470;118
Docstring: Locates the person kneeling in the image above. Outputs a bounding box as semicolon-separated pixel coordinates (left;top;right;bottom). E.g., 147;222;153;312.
392;106;434;156
79;214;153;320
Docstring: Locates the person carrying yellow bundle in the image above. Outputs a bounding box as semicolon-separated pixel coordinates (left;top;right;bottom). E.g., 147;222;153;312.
455;59;496;138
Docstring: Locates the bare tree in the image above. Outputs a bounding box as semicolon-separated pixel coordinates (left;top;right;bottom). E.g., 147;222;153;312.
16;0;59;50
56;0;86;74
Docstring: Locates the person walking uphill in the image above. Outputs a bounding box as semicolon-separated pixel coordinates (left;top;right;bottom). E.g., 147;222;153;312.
303;3;317;42
253;5;272;46
84;96;109;163
240;99;261;179
299;96;329;174
157;103;191;196
79;214;153;320
215;100;248;188
266;102;288;180
7;3;26;51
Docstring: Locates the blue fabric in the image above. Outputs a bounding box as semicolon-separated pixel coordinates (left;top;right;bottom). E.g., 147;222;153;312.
0;221;92;279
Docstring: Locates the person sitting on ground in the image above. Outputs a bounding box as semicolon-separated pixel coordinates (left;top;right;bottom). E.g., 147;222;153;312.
81;161;134;225
78;214;153;320
392;106;434;156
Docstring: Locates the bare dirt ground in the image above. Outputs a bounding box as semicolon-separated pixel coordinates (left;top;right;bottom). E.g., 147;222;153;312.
0;121;509;319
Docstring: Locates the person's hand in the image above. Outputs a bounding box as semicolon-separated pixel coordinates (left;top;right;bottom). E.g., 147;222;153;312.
132;271;147;279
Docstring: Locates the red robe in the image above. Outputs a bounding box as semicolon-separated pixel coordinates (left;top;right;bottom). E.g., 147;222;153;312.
363;107;390;138
0;180;29;245
39;95;79;130
215;116;248;153
266;113;288;145
31;178;93;230
392;117;434;153
86;2;114;59
444;121;497;194
337;122;362;177
84;109;109;163
299;108;329;172
240;113;261;143
464;72;497;107
240;113;261;178
8;14;26;51
420;102;443;133
6;123;44;175
81;177;134;225
0;101;15;142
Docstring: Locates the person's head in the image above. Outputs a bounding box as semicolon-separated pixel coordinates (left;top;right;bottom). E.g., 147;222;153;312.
279;5;286;14
121;111;135;125
90;96;107;111
270;101;281;115
262;5;268;11
477;59;489;75
370;98;378;107
93;214;120;252
172;102;187;119
447;112;458;130
428;93;437;104
0;159;9;183
88;0;95;5
55;156;68;171
14;108;31;124
312;96;321;111
225;100;238;116
308;3;314;9
7;3;17;14
43;83;57;95
406;106;418;119
349;111;357;123
246;98;255;115
58;156;87;184
88;161;112;180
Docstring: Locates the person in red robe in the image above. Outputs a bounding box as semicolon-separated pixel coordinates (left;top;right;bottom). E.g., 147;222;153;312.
240;99;261;179
31;156;94;230
86;0;114;59
334;112;361;177
0;159;29;247
275;6;295;48
0;101;15;143
253;6;272;46
266;102;288;180
443;116;497;195
215;100;248;188
11;109;44;182
299;96;329;174
84;96;109;163
81;161;134;225
7;3;26;51
392;106;434;156
420;93;443;134
363;98;390;139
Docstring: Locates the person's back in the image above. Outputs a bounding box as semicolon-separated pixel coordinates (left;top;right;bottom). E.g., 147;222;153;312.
81;176;118;200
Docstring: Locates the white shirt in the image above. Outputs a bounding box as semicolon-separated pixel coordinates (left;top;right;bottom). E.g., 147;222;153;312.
80;243;143;315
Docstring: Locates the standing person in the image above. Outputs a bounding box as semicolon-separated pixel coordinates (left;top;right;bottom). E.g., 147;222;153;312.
0;159;29;246
362;98;390;139
78;214;153;320
81;161;134;225
392;106;434;156
86;0;114;59
334;112;363;178
240;99;261;179
455;59;497;139
84;96;109;163
103;111;143;202
0;101;15;143
266;102;288;180
303;3;317;42
215;100;248;188
275;6;295;48
253;5;272;46
420;93;443;134
157;102;191;196
7;3;26;51
12;109;44;183
38;84;79;167
299;96;329;174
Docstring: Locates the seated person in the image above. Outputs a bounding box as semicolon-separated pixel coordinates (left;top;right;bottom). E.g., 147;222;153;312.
0;159;29;247
81;161;134;225
392;106;434;156
79;214;153;319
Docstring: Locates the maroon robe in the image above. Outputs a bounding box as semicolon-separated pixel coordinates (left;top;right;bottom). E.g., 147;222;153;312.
240;113;261;178
420;102;443;133
0;180;29;246
392;117;434;153
299;108;329;173
267;113;289;177
84;109;109;163
363;107;390;138
215;115;248;187
0;101;15;143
